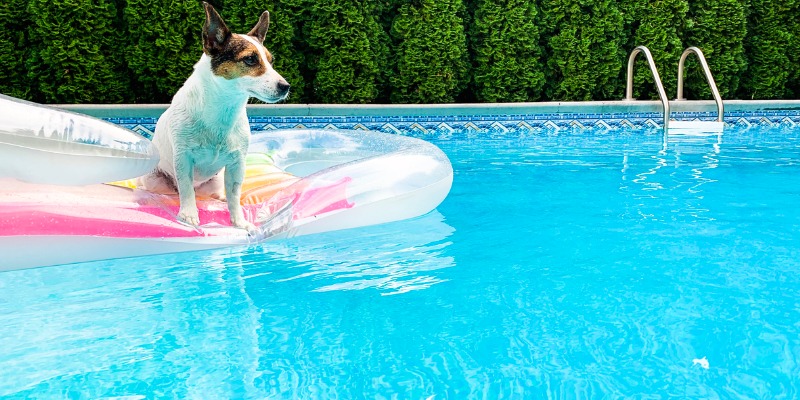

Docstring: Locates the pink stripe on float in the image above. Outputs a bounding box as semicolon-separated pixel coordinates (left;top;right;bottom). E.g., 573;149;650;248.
0;176;355;238
293;177;354;219
0;204;237;238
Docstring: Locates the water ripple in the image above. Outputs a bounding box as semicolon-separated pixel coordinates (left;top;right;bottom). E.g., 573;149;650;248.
4;126;800;398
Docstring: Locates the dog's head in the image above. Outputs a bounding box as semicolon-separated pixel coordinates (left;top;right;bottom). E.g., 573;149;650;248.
201;2;290;103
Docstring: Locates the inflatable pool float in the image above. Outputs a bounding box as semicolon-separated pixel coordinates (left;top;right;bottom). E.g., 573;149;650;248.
0;95;159;186
0;95;453;271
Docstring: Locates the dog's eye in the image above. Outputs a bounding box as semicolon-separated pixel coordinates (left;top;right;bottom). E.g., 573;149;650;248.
242;55;258;66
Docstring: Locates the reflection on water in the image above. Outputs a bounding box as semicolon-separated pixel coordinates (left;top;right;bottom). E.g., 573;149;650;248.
254;211;455;295
0;252;264;398
0;211;455;398
620;130;724;222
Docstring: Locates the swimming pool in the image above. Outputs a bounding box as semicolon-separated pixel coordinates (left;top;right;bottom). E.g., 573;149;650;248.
2;121;800;398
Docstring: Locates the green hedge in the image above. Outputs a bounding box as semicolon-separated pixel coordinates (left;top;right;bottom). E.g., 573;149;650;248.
306;0;389;103
682;0;748;99
620;0;689;100
0;0;32;100
540;0;625;101
470;0;545;102
123;0;201;103
26;0;129;103
740;0;795;99
1;0;798;103
390;0;469;103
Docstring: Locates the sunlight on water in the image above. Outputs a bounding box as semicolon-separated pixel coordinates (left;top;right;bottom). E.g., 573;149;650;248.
2;126;800;398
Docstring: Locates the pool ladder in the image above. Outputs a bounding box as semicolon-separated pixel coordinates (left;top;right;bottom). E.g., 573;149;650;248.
625;46;724;132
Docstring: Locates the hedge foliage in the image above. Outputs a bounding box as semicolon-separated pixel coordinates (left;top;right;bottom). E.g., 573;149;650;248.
0;0;32;100
2;0;799;103
470;0;545;102
390;0;469;103
307;0;389;103
620;0;689;100
123;0;201;103
683;0;748;99
740;0;797;99
26;0;129;103
540;0;625;101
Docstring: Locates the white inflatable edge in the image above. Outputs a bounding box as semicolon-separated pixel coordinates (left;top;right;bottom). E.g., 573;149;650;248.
0;236;239;272
0;94;159;185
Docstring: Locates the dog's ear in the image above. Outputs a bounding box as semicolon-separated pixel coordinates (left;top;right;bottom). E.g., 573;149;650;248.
202;2;231;54
247;11;270;43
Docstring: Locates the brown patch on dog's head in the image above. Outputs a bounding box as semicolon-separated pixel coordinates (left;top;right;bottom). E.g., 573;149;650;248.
198;3;289;101
201;3;275;80
209;35;269;79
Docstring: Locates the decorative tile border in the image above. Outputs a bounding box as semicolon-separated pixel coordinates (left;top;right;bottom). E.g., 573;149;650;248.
107;109;800;140
56;100;800;139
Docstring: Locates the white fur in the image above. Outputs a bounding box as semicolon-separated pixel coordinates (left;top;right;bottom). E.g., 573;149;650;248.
143;36;288;231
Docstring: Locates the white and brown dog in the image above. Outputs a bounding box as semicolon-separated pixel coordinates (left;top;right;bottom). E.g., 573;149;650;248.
142;2;289;231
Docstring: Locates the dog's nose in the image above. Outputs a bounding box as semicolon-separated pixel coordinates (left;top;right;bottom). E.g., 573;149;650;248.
277;81;291;94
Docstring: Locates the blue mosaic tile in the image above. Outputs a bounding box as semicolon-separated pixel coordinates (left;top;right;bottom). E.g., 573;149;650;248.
106;109;800;137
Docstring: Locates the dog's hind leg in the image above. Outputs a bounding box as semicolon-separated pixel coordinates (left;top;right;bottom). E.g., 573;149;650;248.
138;170;178;195
196;172;226;201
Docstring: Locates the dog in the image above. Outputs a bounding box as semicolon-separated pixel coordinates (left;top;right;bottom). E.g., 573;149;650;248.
141;2;290;231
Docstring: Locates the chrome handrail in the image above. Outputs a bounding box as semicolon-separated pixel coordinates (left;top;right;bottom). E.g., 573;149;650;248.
675;47;723;122
625;46;670;131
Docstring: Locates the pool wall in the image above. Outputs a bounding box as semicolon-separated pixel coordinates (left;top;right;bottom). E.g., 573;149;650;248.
59;100;800;138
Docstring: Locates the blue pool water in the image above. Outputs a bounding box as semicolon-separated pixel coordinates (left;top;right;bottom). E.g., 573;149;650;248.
2;126;800;398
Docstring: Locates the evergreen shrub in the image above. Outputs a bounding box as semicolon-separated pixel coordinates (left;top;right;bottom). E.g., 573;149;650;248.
539;0;626;101
2;0;800;103
123;0;203;103
682;0;747;99
740;0;795;99
470;0;545;102
0;0;32;100
306;0;389;103
620;0;688;100
390;0;469;103
26;0;129;103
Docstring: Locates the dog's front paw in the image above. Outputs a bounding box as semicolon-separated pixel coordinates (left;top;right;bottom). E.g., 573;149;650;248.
231;215;256;232
177;207;201;226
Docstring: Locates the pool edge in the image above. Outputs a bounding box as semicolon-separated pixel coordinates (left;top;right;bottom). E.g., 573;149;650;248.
56;100;800;119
